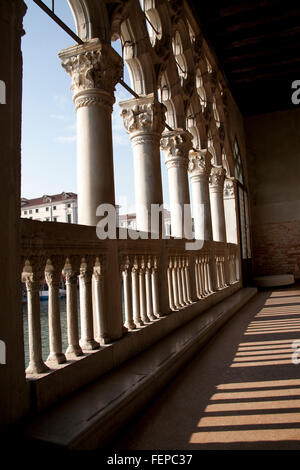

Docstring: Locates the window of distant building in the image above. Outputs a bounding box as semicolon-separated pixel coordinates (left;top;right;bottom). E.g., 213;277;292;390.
53;217;57;222
67;214;72;223
35;208;38;213
24;210;27;215
67;203;71;208
29;209;32;214
46;207;49;211
53;206;56;210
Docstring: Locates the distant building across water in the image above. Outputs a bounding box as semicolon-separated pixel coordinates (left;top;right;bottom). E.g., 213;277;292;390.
21;192;78;223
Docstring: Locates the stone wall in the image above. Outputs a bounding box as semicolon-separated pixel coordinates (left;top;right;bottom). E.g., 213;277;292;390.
245;107;300;276
0;0;29;430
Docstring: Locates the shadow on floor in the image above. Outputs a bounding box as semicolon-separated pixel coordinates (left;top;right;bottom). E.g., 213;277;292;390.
109;285;300;450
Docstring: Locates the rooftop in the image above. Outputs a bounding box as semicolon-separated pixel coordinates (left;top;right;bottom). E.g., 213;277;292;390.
21;192;77;208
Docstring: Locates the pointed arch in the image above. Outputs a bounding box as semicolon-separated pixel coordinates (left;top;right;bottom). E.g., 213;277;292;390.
67;0;110;41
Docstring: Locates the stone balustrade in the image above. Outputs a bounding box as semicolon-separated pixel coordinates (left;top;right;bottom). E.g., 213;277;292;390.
21;219;240;380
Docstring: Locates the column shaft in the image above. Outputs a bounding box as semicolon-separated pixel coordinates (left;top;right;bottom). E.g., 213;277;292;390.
209;166;226;242
189;150;213;241
120;95;166;234
59;40;123;226
161;130;193;238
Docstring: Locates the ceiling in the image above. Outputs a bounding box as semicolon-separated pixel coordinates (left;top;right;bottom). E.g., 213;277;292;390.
188;0;300;115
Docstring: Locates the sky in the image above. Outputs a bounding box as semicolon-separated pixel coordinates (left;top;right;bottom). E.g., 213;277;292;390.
21;0;171;214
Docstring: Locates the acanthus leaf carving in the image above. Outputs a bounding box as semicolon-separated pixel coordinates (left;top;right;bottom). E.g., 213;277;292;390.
59;39;123;98
209;165;226;189
161;129;193;169
120;96;166;135
188;149;212;177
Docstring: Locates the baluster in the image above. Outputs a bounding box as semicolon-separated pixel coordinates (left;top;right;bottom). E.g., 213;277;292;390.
203;256;209;295
206;256;213;293
176;256;184;307
215;256;220;289
195;256;201;299
172;256;180;308
93;257;110;344
63;258;83;356
139;256;150;323
230;255;233;283
214;256;218;289
180;256;188;305
184;256;192;303
200;257;206;297
45;257;66;364
194;256;199;299
234;254;238;281
146;256;156;320
122;256;136;330
152;256;161;317
22;258;49;374
221;256;226;287
132;256;143;327
167;257;176;310
79;257;100;350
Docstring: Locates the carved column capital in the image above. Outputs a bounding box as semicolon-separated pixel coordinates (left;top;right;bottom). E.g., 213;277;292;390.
119;94;166;140
79;257;94;283
59;38;123;111
188;149;213;181
161;129;193;170
21;255;46;290
224;178;236;199
209;166;226;193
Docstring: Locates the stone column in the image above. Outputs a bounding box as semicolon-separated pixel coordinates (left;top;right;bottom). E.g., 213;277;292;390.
120;95;166;234
59;39;123;226
122;256;136;330
151;256;161;317
22;263;49;374
45;259;66;365
188;149;213;241
161;130;193;238
79;258;100;350
64;268;83;357
209;166;227;242
139;256;150;323
93;264;110;344
145;257;156;321
132;257;143;327
224;178;238;244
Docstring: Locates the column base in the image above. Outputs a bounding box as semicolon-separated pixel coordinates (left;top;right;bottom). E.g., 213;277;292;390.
125;321;137;330
47;352;67;364
147;313;157;321
97;334;112;345
66;345;83;357
141;315;152;323
154;312;164;318
79;339;100;350
26;360;50;375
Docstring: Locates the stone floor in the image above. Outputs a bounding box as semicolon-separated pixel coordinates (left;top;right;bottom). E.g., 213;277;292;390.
112;284;300;450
